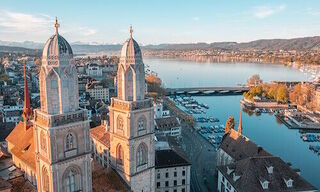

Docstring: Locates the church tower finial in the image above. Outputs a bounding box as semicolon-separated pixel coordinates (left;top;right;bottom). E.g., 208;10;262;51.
55;17;60;35
238;111;242;135
130;25;133;38
22;60;32;129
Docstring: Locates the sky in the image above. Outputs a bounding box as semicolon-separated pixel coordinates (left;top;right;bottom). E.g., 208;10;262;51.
1;0;320;45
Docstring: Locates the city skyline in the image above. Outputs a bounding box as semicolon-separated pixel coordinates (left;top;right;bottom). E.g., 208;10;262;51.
1;0;320;44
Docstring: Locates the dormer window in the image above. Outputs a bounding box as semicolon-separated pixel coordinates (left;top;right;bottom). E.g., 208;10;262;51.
266;166;273;174
233;173;241;182
284;178;293;188
260;180;269;190
227;166;234;175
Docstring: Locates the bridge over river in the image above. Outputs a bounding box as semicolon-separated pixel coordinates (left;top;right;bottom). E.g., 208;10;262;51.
165;86;249;96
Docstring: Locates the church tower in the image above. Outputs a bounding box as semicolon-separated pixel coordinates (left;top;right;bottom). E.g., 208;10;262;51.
33;18;92;192
109;26;155;191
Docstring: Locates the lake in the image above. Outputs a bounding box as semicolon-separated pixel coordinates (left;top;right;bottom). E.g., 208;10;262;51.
145;57;320;189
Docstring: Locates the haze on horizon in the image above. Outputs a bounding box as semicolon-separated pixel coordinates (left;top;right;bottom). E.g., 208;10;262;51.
1;0;320;45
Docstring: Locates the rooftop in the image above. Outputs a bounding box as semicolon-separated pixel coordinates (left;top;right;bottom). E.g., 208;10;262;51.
155;149;191;169
217;156;317;192
90;125;110;148
155;116;180;130
219;129;270;161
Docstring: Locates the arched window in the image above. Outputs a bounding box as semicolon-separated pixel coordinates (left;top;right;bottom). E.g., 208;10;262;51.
66;169;76;192
137;143;147;167
138;118;145;131
117;116;124;130
40;131;47;152
66;133;76;151
42;166;49;192
116;144;124;165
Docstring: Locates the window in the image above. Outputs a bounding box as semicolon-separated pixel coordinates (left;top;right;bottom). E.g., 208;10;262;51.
174;190;177;192
117;144;124;165
182;179;185;185
222;176;225;183
174;180;177;186
66;169;76;192
157;182;160;188
138;118;145;130
137;143;147;167
165;181;169;187
174;171;177;177
166;172;169;178
117;116;124;130
182;170;185;176
42;167;49;192
40;131;47;152
182;188;185;192
66;133;75;151
157;173;160;179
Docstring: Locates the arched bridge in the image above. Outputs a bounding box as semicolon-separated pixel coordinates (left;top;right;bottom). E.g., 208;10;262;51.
165;86;249;96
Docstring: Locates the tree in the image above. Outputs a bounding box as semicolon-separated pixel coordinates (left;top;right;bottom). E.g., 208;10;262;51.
225;116;235;134
247;74;263;87
276;85;288;103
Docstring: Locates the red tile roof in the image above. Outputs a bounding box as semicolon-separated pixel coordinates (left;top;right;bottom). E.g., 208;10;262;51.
90;125;110;147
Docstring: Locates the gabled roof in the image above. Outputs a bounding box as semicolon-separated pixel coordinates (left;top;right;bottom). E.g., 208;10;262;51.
155;116;180;130
219;129;270;161
155;149;191;169
217;156;317;192
90;125;110;148
6;122;36;170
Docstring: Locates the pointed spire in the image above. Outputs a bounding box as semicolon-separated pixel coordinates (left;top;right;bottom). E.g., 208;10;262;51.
54;17;60;35
22;60;32;129
238;111;242;135
129;25;133;38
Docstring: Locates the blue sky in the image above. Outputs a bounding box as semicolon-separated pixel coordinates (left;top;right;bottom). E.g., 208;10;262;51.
1;0;320;44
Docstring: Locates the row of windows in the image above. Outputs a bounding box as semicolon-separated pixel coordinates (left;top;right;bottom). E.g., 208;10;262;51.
157;170;186;179
116;143;148;167
156;179;186;188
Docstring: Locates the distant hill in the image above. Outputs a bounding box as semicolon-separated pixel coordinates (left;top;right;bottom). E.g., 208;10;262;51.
0;45;41;55
144;36;320;51
1;36;320;54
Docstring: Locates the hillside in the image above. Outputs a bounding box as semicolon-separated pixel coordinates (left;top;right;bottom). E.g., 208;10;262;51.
1;36;320;54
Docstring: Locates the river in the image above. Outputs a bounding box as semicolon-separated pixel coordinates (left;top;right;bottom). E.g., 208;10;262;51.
145;57;320;189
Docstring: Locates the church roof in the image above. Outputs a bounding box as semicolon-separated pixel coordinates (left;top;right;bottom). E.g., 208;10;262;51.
217;156;317;192
42;18;73;61
92;161;130;191
155;116;180;130
6;122;36;171
219;129;270;161
90;125;110;148
120;26;142;65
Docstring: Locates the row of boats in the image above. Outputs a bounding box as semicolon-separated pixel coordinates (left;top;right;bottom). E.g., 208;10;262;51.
172;96;209;114
301;134;320;142
197;125;225;146
194;117;220;123
309;145;320;155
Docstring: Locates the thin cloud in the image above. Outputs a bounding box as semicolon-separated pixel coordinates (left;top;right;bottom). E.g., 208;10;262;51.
192;17;200;21
253;4;286;19
307;8;320;16
0;10;52;33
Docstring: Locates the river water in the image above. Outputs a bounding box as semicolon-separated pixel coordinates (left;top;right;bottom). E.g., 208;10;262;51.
145;57;320;189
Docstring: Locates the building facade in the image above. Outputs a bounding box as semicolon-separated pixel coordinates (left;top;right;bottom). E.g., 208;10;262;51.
108;26;155;191
6;18;92;192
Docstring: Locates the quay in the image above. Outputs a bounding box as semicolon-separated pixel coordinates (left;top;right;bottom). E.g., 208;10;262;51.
165;86;249;96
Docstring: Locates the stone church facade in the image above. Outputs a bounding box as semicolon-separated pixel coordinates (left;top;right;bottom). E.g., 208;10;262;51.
6;18;92;192
108;26;156;191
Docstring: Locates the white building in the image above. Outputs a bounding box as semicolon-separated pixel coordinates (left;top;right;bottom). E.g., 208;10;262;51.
87;63;102;79
155;149;191;192
154;101;170;119
155;116;181;137
86;81;110;102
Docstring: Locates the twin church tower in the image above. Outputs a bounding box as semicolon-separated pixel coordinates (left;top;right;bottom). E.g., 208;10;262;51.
7;18;155;191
